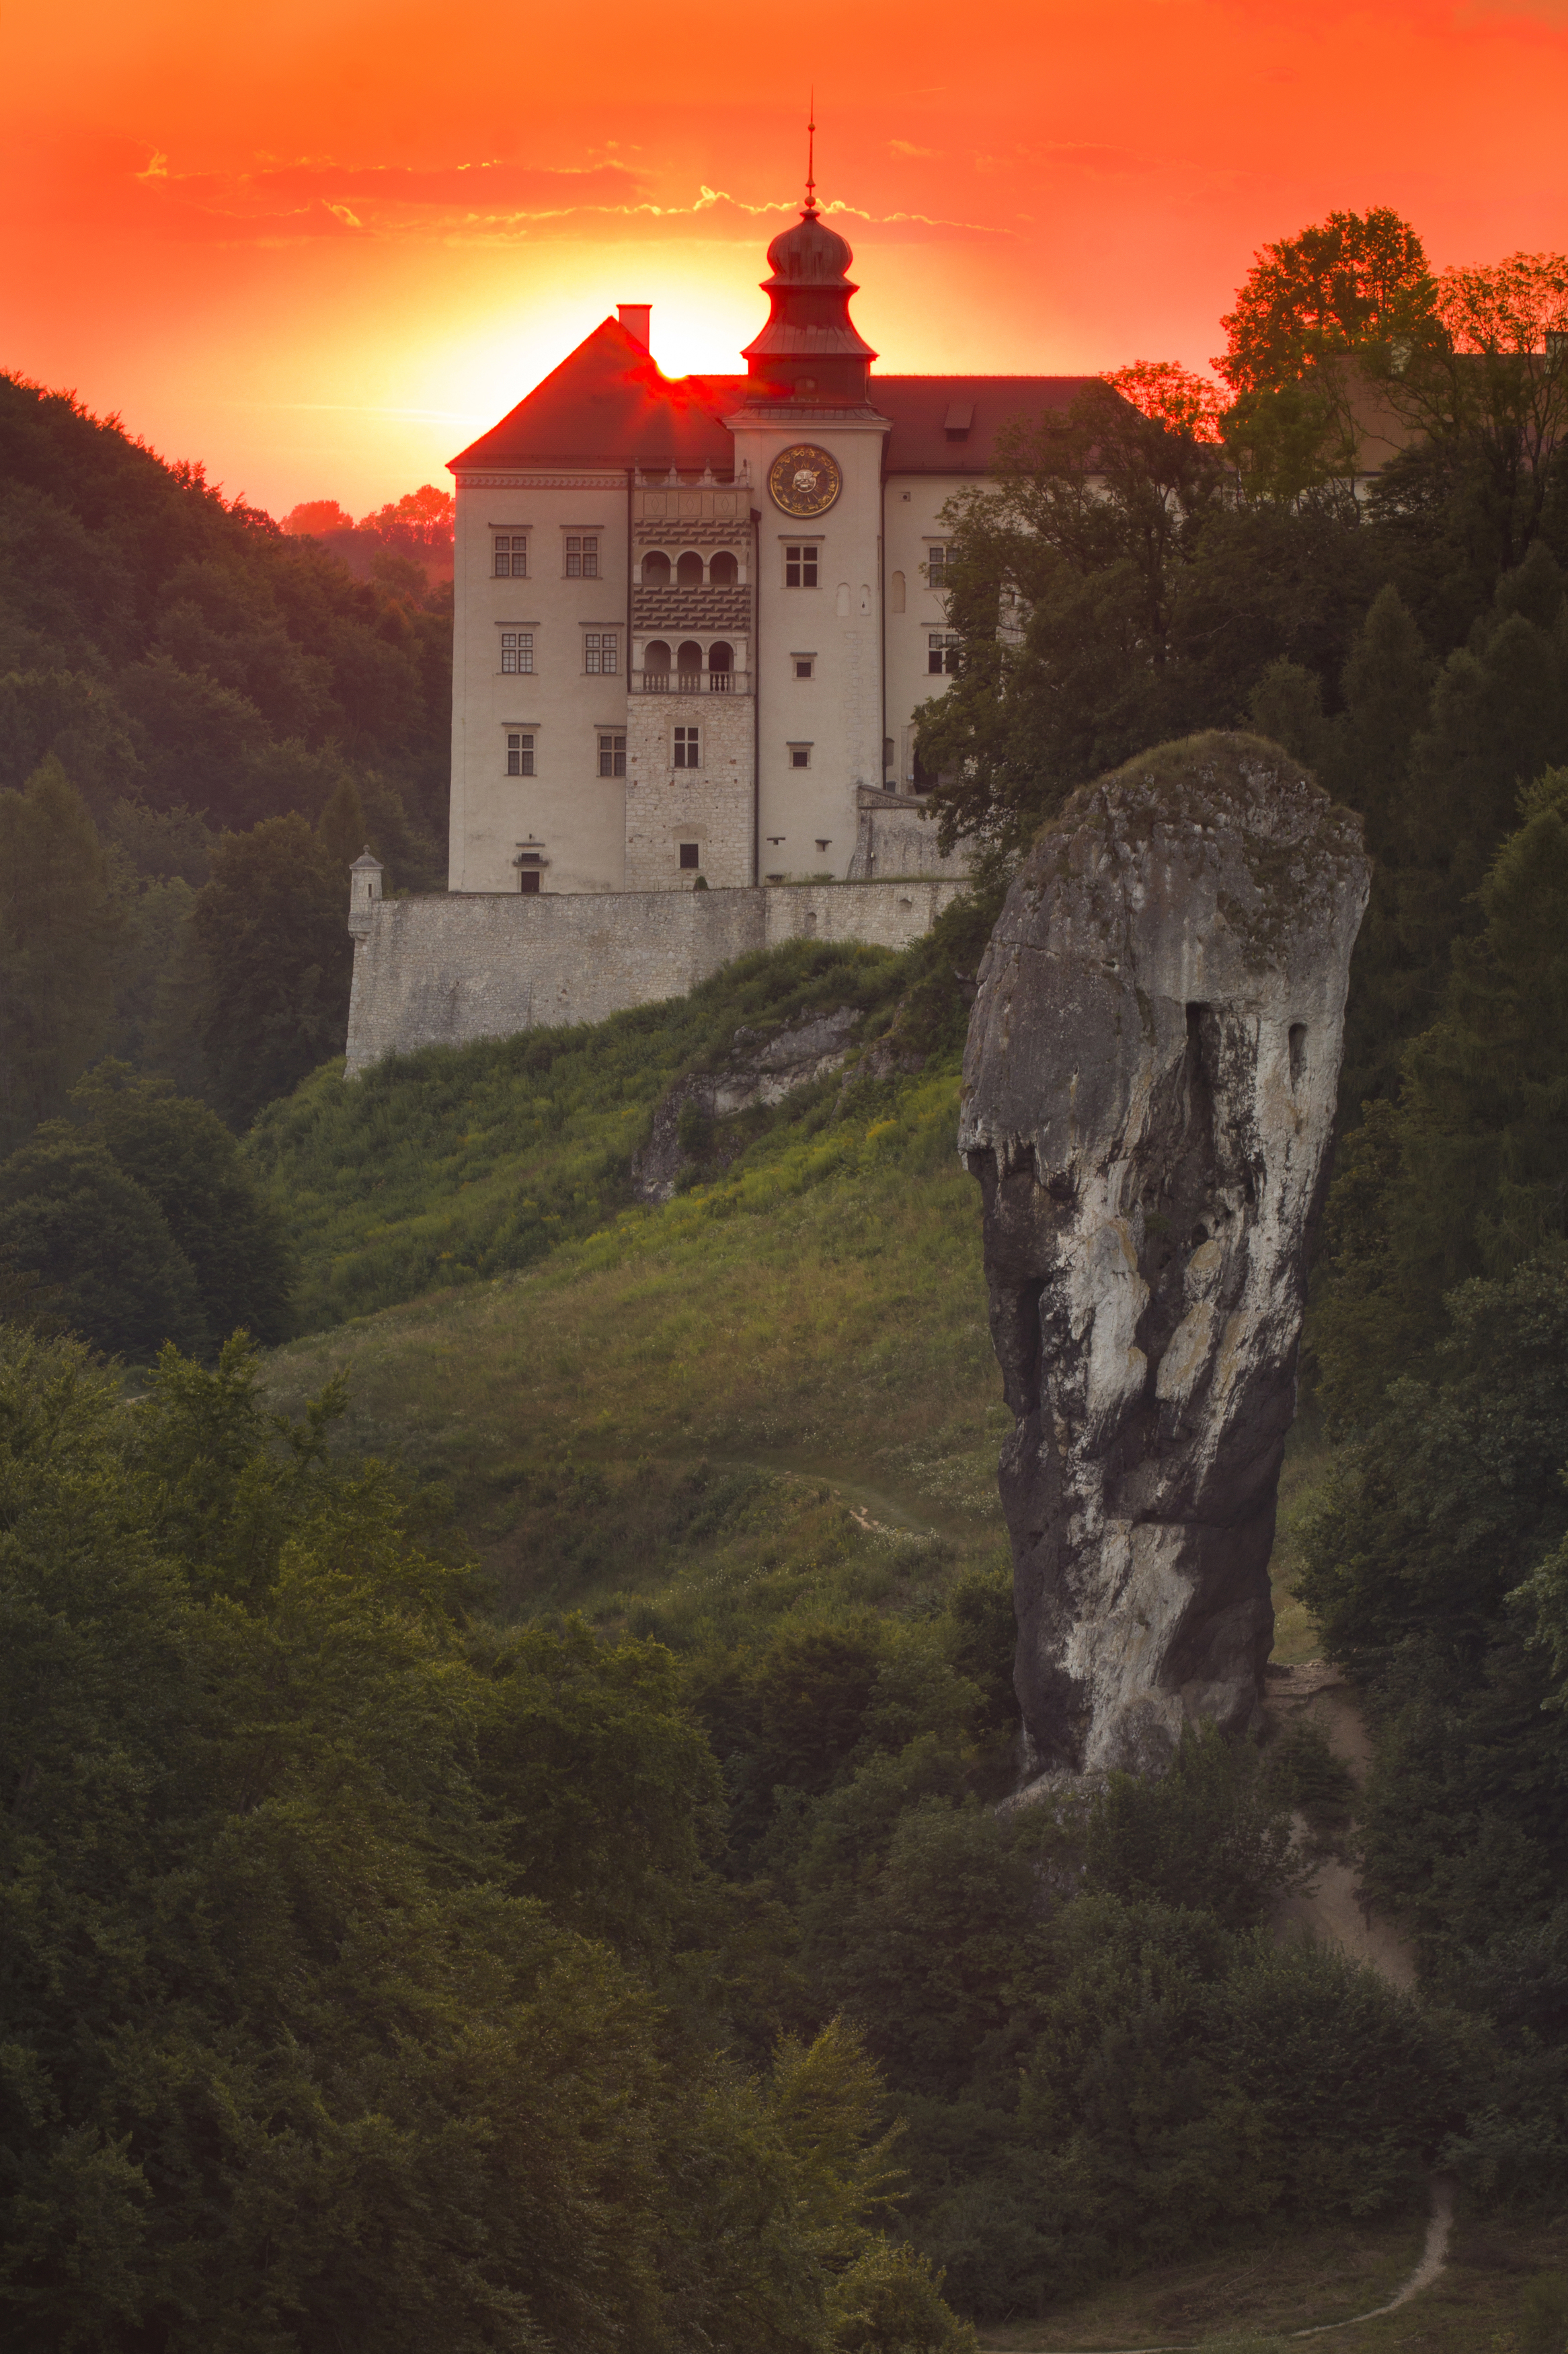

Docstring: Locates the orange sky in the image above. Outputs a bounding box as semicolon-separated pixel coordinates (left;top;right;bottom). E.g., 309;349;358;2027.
5;0;1567;519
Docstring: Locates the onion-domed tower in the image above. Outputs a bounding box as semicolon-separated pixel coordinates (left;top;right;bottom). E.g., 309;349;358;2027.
742;195;877;406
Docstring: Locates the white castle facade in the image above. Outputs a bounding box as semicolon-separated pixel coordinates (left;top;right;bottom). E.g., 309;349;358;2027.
344;188;1101;1071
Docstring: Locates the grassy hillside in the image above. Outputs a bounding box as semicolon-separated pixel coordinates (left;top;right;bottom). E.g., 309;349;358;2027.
261;1020;1013;1630
247;936;926;1332
257;923;1322;1658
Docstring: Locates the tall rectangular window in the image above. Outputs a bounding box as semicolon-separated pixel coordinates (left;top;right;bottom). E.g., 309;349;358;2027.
785;545;818;588
584;631;618;674
674;726;699;769
506;732;536;776
928;632;960;675
598;732;626;777
926;543;951;586
565;535;598;578
494;534;527;576
501;630;534;673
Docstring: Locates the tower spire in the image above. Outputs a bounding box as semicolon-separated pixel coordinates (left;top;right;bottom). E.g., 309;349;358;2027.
804;95;817;217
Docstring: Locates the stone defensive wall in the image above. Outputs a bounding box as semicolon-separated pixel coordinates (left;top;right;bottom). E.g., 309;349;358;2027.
344;878;967;1077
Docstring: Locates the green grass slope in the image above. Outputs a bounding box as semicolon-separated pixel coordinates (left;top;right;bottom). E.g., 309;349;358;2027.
256;920;1321;1655
249;936;931;1331
263;1045;1013;1630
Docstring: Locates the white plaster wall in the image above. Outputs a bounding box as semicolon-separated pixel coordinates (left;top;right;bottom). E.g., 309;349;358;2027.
449;468;631;895
727;412;889;882
883;471;970;786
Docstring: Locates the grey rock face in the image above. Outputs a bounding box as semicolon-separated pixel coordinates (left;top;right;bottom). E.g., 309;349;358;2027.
632;1006;862;1203
959;734;1370;1779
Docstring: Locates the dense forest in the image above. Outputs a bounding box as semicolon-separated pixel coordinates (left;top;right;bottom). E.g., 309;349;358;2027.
4;210;1568;2348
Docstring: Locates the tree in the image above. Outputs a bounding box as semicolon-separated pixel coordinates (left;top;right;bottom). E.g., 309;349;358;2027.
1103;360;1226;443
1216;207;1438;502
0;756;123;1152
1380;251;1568;574
71;1060;295;1342
916;381;1226;860
188;812;352;1127
0;1330;972;2353
0;1128;208;1357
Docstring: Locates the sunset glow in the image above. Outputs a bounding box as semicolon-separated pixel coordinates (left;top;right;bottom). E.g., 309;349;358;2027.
7;0;1568;517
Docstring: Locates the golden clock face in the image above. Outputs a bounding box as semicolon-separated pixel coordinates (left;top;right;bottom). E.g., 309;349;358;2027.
768;444;842;519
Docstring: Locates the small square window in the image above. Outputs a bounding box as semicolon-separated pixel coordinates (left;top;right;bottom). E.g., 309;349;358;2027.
674;726;699;769
584;630;617;675
793;656;814;679
789;745;811;770
928;632;960;676
785;545;818;588
678;842;700;869
494;534;527;577
565;534;599;578
506;731;535;776
501;630;533;674
598;731;626;777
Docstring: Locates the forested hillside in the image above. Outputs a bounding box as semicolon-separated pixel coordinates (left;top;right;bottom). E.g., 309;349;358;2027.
0;375;451;1158
6;210;1568;2347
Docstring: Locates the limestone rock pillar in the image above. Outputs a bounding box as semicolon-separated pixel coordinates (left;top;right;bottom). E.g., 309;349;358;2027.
958;733;1370;1779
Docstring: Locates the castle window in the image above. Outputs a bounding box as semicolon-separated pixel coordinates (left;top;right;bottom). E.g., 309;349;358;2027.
793;655;814;679
676;551;704;586
785;545;819;588
709;550;739;586
674;725;700;768
640;550;671;586
494;534;527;576
926;543;952;586
501;630;534;673
506;732;536;776
928;632;960;675
788;744;812;769
598;732;627;777
584;631;618;674
565;535;598;578
678;842;700;869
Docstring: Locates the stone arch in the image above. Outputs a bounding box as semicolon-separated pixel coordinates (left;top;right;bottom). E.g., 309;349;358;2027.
643;639;672;677
641;549;671;586
709;549;739;586
676;551;705;586
676;640;704;682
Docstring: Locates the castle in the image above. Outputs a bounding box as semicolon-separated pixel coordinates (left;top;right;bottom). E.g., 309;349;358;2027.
344;169;1104;1073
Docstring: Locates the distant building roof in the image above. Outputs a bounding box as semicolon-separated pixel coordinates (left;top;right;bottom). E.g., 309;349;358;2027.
873;375;1108;476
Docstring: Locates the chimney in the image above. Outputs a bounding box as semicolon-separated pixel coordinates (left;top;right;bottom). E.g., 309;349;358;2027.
618;303;652;349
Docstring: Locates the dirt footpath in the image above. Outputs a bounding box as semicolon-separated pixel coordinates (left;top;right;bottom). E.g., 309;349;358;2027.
1263;1663;1417;1989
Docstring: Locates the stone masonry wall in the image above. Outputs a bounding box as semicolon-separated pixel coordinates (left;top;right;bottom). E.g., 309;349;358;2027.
624;689;754;890
343;879;965;1075
848;787;970;880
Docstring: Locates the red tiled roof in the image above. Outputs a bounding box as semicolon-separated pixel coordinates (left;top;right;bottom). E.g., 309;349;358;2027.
448;317;743;473
450;324;1113;480
873;375;1108;475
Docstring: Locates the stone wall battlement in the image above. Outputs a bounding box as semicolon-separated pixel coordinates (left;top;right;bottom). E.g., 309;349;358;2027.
344;877;965;1076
